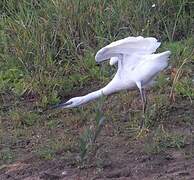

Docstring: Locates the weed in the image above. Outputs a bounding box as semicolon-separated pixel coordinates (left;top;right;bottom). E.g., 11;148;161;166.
170;50;194;101
36;138;66;160
37;146;55;160
145;125;186;154
175;78;194;101
10;110;39;127
78;96;105;163
0;148;15;164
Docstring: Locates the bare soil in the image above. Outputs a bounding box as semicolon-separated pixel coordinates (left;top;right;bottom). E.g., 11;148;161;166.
1;135;194;180
1;94;194;180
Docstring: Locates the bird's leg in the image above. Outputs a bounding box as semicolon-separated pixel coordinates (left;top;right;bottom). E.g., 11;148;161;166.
139;88;147;129
136;87;149;138
136;81;146;129
135;81;149;138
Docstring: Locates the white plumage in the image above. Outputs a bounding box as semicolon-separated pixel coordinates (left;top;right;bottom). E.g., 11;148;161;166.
53;36;171;120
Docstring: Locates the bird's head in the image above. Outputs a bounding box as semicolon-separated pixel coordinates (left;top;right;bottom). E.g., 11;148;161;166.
51;96;84;109
95;47;122;65
95;47;119;63
95;47;110;63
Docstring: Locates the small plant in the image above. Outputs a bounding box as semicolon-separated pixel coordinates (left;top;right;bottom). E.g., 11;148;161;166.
78;96;106;163
79;127;94;161
175;79;194;101
144;94;170;129
36;138;66;160
145;125;186;154
37;147;55;160
0;148;15;164
10;110;39;127
170;52;194;101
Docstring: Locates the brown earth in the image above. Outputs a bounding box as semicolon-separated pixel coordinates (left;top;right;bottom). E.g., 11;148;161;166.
0;92;194;180
0;135;194;180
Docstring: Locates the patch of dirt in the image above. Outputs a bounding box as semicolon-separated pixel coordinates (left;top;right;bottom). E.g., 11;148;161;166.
0;137;194;180
1;130;194;180
1;95;194;180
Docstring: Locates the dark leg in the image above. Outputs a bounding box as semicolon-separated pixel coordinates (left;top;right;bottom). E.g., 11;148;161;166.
135;81;148;129
142;89;147;114
139;88;147;129
135;82;149;138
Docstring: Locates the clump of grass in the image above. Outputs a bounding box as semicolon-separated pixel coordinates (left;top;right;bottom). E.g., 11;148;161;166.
10;110;39;127
78;97;105;164
144;125;186;154
168;39;194;101
36;138;67;160
0;148;15;165
36;146;55;160
175;78;194;101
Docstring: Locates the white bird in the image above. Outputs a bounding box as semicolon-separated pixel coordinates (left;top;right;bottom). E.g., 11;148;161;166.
53;36;171;127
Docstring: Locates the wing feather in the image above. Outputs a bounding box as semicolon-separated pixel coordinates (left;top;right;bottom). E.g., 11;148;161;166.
131;51;171;84
95;36;161;64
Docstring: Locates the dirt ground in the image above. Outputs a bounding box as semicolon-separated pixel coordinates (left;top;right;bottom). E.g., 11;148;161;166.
0;135;194;180
1;94;194;180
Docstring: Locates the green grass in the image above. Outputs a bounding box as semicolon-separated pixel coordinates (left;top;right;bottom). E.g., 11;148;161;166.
0;0;194;166
144;125;187;154
78;97;105;163
0;148;15;164
1;0;193;107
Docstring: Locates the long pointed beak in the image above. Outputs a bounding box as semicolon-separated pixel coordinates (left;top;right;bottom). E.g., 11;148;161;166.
50;101;73;109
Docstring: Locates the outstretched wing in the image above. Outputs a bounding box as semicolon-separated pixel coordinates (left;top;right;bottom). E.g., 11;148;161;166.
131;51;171;84
95;36;161;64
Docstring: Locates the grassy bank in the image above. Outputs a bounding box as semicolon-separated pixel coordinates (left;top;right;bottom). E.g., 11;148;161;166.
0;0;193;106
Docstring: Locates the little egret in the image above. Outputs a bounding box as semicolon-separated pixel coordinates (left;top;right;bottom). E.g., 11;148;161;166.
53;36;171;128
